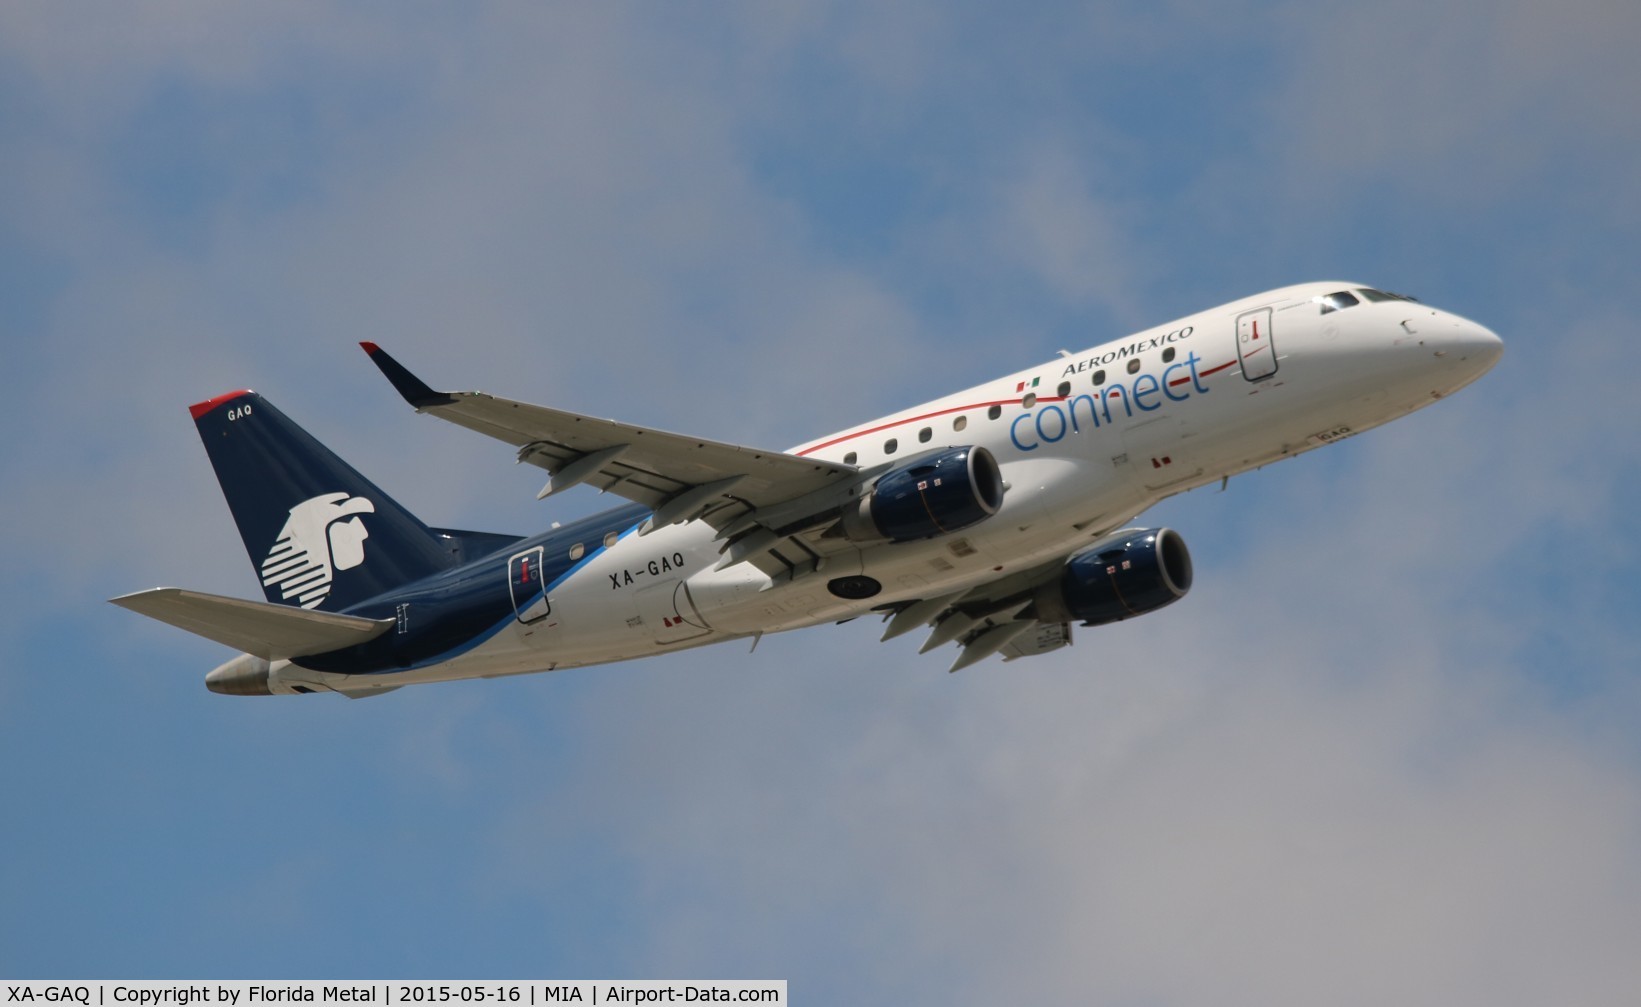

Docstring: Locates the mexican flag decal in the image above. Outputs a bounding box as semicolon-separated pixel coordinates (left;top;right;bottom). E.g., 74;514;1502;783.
1015;376;1040;393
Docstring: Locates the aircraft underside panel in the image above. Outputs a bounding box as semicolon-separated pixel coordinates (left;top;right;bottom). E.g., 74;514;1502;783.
635;579;712;644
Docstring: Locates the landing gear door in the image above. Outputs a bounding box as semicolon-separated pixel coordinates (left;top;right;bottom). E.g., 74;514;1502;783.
508;547;550;624
1237;307;1277;381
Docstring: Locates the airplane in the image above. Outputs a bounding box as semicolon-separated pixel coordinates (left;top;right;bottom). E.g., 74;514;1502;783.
112;282;1502;697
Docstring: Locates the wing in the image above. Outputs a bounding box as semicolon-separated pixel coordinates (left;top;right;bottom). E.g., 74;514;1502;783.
362;344;864;577
871;555;1070;672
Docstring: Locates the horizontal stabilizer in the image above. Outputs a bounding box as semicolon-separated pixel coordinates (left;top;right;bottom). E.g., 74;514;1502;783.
111;588;394;660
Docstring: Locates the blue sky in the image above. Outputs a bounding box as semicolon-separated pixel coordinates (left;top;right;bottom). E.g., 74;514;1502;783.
3;3;1639;1003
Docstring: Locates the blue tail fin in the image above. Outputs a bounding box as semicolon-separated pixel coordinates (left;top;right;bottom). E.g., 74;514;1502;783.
190;390;456;611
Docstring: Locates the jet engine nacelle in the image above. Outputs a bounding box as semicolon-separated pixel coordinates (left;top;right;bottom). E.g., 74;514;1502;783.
1033;528;1193;626
839;446;1005;543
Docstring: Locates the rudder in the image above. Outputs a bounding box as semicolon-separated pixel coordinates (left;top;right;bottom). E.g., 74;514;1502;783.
190;390;455;611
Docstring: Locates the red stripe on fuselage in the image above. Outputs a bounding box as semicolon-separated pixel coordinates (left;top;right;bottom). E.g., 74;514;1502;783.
797;400;1016;456
795;358;1237;457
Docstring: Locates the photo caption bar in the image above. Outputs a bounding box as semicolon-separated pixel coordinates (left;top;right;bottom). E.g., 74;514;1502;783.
4;982;785;1006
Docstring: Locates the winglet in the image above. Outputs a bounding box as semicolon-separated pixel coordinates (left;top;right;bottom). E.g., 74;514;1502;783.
360;342;457;408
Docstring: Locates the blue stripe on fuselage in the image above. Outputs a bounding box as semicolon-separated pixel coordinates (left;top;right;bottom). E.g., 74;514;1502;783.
294;502;651;675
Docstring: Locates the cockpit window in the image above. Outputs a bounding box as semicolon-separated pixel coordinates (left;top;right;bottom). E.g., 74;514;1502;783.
1318;290;1360;313
1358;288;1420;303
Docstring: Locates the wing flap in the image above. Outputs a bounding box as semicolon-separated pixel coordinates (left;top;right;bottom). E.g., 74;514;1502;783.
111;588;394;660
999;620;1073;661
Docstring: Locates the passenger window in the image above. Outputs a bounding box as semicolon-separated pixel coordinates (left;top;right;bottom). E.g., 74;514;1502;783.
1319;291;1360;313
988;404;1002;420
1162;347;1176;363
569;543;585;561
1057;381;1071;398
885;438;898;454
953;416;967;432
1126;358;1141;374
918;427;932;443
844;451;857;466
603;531;619;548
1092;369;1106;386
1022;393;1037;408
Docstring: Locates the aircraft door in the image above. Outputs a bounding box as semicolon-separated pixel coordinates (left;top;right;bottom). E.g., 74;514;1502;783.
1236;307;1277;381
507;547;550;623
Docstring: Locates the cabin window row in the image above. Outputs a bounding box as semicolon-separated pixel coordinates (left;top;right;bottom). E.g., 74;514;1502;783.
560;529;624;562
839;345;1182;464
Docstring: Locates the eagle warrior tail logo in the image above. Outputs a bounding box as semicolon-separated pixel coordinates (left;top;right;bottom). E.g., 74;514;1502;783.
260;493;376;609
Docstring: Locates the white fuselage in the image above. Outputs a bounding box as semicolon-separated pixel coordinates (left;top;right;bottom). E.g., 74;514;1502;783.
267;282;1502;693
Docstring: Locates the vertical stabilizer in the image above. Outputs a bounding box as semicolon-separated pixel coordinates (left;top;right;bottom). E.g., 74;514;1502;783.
190;390;455;611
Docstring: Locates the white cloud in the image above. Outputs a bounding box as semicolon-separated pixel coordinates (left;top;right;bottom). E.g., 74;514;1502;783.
994;141;1146;315
1268;0;1641;208
471;573;1641;1005
1;4;937;602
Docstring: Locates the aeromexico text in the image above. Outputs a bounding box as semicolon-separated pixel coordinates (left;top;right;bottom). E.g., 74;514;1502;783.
1059;326;1194;378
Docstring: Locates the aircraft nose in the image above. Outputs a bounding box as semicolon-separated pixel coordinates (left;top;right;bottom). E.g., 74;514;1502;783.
1433;316;1504;373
